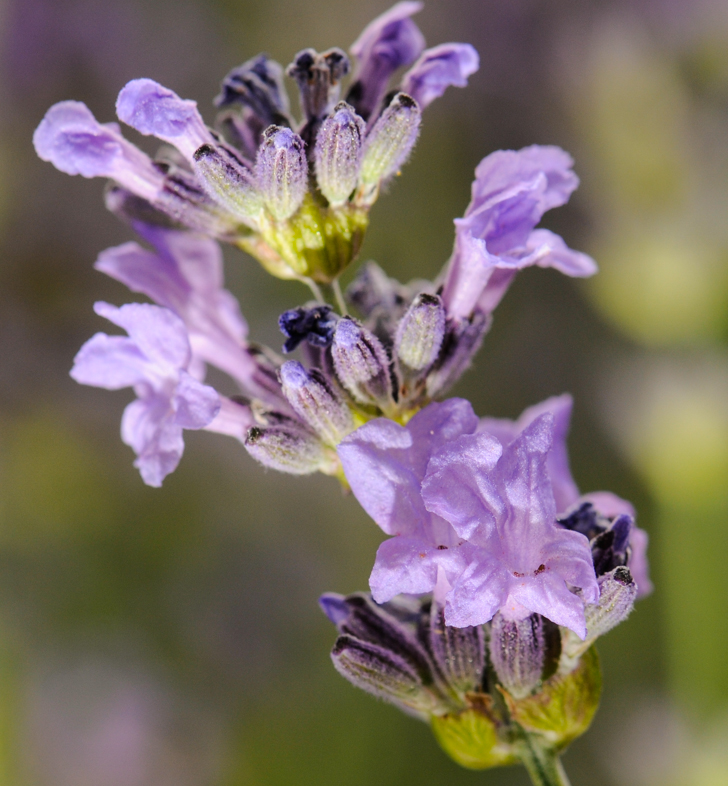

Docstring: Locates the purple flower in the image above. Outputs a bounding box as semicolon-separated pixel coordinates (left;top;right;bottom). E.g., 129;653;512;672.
339;400;599;637
33;101;163;201
116;79;214;161
349;1;426;120
400;43;479;109
70;302;220;487
481;396;652;597
442;146;598;320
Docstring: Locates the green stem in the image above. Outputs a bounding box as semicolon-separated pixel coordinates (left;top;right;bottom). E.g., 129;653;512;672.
517;732;571;786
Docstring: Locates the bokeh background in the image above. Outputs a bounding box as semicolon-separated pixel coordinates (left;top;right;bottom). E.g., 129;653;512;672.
1;0;728;783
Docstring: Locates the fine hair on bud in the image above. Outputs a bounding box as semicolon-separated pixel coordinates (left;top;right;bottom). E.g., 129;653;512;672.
331;317;394;409
359;93;421;191
244;423;327;474
193;142;262;224
395;292;446;373
255;126;308;221
315;102;365;206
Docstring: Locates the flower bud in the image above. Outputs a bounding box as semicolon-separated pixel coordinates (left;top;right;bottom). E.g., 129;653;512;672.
591;514;632;576
255;126;308;221
244;422;329;475
489;613;560;700
278;305;338;354
215;54;291;126
331;318;394;409
315;102;365;206
279;361;354;445
193;142;262;224
359;93;421;194
287;48;350;124
331;634;442;719
395;293;446;373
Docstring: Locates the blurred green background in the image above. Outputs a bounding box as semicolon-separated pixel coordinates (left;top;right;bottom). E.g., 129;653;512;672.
1;0;728;784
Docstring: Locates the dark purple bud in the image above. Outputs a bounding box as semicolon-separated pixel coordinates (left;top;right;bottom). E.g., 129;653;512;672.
400;43;479;109
255;126;308;221
331;318;394;409
215;54;291;128
315;102;365;206
279;361;354;445
331;634;441;719
489;613;560;700
193;141;262;223
424;599;485;697
359;93;421;195
591;514;633;576
287;48;350;129
395;293;446;373
244;421;328;474
278;305;338;354
425;311;490;398
557;502;606;541
347;1;425;121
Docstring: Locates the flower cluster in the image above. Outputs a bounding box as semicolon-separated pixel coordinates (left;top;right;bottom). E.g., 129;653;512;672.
34;3;650;782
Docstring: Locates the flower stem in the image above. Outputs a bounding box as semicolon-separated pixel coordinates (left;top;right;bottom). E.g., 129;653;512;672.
516;732;571;786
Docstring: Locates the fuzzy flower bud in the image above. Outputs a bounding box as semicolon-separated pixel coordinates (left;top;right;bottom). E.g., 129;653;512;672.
395;292;446;372
192;142;262;224
315;102;365;206
279;361;354;445
359;93;421;193
255;126;308;221
331;318;394;409
489;613;560;700
244;422;328;474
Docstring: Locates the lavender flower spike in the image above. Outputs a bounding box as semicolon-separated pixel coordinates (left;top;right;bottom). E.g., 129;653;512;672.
442;146;598;321
348;1;425;121
400;43;480;109
116;79;215;161
71;302;220;487
33;101;164;201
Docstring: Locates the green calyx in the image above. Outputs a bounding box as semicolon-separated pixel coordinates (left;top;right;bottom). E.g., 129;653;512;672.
430;647;602;774
237;194;369;284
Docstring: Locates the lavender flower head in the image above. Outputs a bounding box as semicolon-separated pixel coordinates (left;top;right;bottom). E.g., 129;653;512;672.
339;399;599;638
70;302;220;487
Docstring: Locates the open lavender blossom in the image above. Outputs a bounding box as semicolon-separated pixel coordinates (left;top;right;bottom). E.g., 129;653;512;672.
442;146;598;321
70;302;220;487
338;400;599;638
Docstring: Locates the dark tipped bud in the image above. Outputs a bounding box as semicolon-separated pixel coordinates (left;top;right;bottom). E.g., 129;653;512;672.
215;54;291;125
359;93;421;193
244;422;329;474
278;305;338;354
331;317;394;409
489;613;560;700
331;635;441;719
424;599;485;698
287;48;350;124
279;361;354;445
315;102;365;206
395;293;446;373
255;126;308;221
193;142;262;223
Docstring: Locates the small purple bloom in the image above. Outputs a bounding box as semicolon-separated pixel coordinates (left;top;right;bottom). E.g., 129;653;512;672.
400;43;479;109
33;101;163;201
442;146;598;320
339;400;598;637
348;1;426;120
116;79;214;161
71;302;220;487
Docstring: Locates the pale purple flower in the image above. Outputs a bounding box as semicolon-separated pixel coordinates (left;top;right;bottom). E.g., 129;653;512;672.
71;302;220;487
94;226;283;406
116;78;214;162
442;146;598;320
400;43;479;109
349;1;426;120
339;400;598;637
481;396;652;597
33;101;163;201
